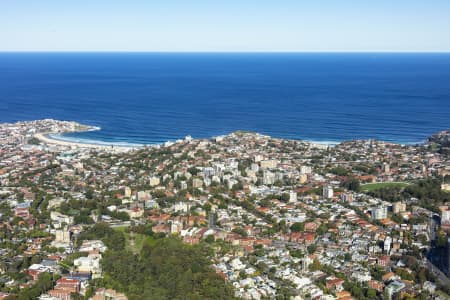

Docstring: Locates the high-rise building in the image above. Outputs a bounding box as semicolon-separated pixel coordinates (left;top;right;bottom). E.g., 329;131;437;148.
300;166;312;174
289;191;297;203
323;186;333;199
392;201;406;214
383;163;390;174
384;236;392;253
180;181;188;190
372;206;388;220
263;170;275;185
124;187;132;198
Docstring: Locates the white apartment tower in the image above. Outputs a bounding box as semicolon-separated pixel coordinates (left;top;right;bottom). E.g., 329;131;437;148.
323;186;334;199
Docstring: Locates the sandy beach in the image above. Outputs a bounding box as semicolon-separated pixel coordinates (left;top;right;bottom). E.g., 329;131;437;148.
34;133;138;152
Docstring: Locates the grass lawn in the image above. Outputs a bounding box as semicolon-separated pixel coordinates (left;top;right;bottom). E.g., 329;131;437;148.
361;182;409;192
115;226;156;253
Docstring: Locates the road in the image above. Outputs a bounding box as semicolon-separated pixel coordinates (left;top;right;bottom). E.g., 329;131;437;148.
424;257;450;287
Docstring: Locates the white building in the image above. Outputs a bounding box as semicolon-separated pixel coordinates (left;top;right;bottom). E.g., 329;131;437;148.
50;211;74;228
173;201;191;213
442;210;450;224
124;187;132;198
79;240;107;253
253;155;264;163
180;181;188;190
74;254;102;278
230;258;246;271
372;206;388;220
170;220;183;234
300;166;312;174
384;236;392;253
260;159;278;169
149;176;160;187
263;171;276;185
250;163;259;172
227;179;238;189
289;191;298;203
323;186;333;199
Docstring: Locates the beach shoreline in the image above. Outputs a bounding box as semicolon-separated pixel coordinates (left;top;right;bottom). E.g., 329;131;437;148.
34;132;140;151
34;131;422;152
29;118;426;152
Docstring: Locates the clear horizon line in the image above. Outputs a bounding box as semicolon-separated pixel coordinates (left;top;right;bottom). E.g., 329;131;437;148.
1;50;450;54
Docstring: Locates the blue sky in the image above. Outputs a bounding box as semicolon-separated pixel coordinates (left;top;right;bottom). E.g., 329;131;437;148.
1;0;450;52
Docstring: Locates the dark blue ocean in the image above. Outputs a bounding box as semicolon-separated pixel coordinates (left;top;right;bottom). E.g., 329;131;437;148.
0;53;449;145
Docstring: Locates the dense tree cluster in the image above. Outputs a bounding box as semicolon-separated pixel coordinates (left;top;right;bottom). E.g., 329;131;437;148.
5;273;55;300
343;281;377;300
81;224;234;299
96;237;234;300
77;223;125;251
341;177;361;191
328;166;349;176
290;222;304;232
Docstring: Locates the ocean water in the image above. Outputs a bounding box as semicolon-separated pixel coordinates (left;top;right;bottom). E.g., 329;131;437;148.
0;52;449;145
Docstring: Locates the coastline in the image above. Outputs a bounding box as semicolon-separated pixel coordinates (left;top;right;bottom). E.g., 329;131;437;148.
34;132;141;151
34;131;425;151
27;119;431;150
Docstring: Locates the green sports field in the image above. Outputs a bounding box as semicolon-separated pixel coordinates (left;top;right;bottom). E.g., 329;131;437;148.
361;182;409;191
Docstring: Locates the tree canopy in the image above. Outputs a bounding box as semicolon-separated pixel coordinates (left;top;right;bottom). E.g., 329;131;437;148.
94;231;235;300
